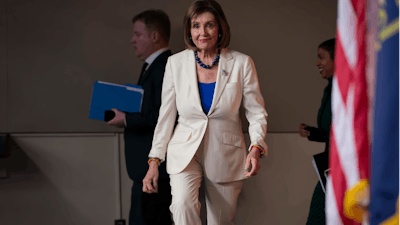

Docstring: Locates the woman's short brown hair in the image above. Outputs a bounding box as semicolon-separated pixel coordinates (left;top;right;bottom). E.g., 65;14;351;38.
183;0;230;50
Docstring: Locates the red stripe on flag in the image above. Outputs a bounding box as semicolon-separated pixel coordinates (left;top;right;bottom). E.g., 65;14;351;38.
352;0;369;182
333;35;352;105
330;134;361;225
350;0;365;16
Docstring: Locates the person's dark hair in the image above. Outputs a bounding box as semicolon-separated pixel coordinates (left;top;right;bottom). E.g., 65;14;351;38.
318;38;336;60
183;0;230;50
132;10;171;44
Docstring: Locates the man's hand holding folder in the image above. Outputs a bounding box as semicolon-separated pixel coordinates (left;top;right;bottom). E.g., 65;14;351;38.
107;109;126;128
88;81;144;124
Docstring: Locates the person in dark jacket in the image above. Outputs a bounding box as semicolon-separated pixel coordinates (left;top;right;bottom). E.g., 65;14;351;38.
299;38;335;225
108;10;173;225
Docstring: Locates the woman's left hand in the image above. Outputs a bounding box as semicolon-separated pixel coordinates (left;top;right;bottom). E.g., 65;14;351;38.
243;147;261;178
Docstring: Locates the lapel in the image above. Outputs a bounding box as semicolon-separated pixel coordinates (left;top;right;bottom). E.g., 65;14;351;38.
208;49;235;115
186;49;235;116
138;63;151;86
186;50;205;114
138;50;171;86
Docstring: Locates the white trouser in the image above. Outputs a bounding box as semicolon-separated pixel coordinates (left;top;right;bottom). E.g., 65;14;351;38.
169;141;243;225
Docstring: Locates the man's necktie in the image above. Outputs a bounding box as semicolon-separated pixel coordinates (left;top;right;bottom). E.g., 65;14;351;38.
137;62;149;85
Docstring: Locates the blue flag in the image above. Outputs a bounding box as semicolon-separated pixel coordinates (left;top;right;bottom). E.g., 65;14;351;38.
370;0;399;224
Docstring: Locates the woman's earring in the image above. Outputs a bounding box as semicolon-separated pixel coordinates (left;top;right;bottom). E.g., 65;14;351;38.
189;36;192;40
218;33;221;38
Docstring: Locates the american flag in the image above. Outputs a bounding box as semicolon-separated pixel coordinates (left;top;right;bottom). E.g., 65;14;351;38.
326;0;370;224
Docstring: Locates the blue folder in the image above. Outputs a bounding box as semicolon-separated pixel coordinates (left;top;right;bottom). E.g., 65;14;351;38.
89;81;144;121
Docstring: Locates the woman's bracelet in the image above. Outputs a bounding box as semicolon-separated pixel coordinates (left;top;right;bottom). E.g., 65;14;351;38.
148;158;161;166
252;145;265;156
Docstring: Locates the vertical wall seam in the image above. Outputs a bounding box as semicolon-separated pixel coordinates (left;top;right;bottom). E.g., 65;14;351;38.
118;133;123;219
114;132;121;220
5;0;8;132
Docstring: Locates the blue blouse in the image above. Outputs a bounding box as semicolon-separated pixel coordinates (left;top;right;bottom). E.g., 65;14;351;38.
198;82;216;114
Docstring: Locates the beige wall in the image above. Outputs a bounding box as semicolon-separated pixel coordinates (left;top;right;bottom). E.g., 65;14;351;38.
0;134;120;224
1;0;334;224
1;0;337;132
0;133;324;225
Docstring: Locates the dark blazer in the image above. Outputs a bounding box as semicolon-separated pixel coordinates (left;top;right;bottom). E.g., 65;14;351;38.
124;50;172;182
307;76;333;154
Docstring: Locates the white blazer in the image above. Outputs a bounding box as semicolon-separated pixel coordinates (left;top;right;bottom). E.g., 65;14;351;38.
148;48;268;182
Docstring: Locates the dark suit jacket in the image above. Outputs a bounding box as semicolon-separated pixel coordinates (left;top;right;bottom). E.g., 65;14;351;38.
124;50;172;182
307;76;333;154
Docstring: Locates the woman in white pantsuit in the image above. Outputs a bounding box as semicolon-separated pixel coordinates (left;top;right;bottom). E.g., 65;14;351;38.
142;0;268;224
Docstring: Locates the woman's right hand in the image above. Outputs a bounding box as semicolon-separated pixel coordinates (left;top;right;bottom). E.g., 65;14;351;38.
142;161;159;194
299;123;311;137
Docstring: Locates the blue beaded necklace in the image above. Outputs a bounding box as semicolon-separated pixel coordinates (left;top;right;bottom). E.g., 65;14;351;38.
194;50;221;69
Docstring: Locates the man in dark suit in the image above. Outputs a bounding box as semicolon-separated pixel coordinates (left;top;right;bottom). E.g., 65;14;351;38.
108;10;172;225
